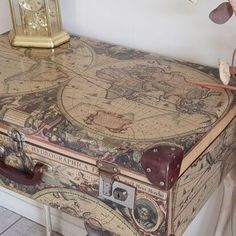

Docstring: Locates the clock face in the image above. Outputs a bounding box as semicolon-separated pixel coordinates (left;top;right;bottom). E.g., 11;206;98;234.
19;0;44;11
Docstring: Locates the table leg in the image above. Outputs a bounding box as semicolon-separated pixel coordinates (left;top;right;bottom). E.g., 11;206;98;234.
44;205;52;236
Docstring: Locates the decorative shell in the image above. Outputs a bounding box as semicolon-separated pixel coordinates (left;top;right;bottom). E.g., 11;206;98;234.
219;59;231;85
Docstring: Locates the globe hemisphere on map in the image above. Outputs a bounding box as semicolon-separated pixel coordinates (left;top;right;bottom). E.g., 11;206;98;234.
32;188;139;236
0;37;96;96
59;59;231;142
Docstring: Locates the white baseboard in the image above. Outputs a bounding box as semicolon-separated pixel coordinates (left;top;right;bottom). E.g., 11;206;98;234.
0;187;87;236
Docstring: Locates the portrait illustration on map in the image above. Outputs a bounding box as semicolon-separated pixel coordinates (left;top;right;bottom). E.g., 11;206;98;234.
132;195;164;232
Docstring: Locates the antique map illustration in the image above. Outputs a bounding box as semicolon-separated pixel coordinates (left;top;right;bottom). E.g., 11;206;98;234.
0;34;233;173
172;118;236;236
32;188;139;236
0;34;235;236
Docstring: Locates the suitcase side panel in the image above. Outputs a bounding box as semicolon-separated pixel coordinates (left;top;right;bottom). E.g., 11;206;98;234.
172;117;236;236
0;132;169;236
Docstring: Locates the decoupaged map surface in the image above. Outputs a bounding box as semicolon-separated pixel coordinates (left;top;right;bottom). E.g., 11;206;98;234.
0;34;235;236
0;34;233;174
172;117;236;236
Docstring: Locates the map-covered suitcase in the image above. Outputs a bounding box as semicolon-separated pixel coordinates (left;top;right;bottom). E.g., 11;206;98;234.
0;34;235;236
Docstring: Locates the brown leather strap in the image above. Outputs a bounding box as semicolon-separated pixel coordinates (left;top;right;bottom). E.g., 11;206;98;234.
0;161;45;185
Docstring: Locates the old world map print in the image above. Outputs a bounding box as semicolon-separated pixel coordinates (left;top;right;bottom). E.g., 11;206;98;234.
60;59;230;142
0;34;235;236
0;34;233;174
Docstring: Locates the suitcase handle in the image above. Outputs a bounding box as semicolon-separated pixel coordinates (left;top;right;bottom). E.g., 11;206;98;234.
0;161;45;186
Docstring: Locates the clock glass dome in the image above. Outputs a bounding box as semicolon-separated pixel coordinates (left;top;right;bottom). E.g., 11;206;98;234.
8;0;70;48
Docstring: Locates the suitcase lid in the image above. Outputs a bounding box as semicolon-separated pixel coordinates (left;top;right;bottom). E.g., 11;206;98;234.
0;34;235;190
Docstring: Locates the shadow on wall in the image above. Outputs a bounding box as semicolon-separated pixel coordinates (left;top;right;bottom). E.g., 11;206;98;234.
60;0;81;35
0;0;11;34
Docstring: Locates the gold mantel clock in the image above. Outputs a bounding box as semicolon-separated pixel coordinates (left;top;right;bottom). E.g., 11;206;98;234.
8;0;70;48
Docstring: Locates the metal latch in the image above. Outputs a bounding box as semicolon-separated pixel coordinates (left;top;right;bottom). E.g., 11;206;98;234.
6;130;47;173
8;129;25;157
97;161;119;196
97;161;136;209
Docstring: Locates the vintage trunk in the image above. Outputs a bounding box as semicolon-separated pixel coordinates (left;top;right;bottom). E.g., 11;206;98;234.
0;34;235;236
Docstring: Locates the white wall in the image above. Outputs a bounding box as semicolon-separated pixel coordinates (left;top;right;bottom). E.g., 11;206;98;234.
59;0;236;67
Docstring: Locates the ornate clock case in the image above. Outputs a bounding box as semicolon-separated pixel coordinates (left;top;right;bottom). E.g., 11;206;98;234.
8;0;70;48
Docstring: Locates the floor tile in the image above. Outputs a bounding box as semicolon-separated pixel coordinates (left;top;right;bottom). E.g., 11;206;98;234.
1;218;61;236
0;207;21;234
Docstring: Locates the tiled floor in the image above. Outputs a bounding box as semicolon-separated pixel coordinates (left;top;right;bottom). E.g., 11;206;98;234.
0;207;60;236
